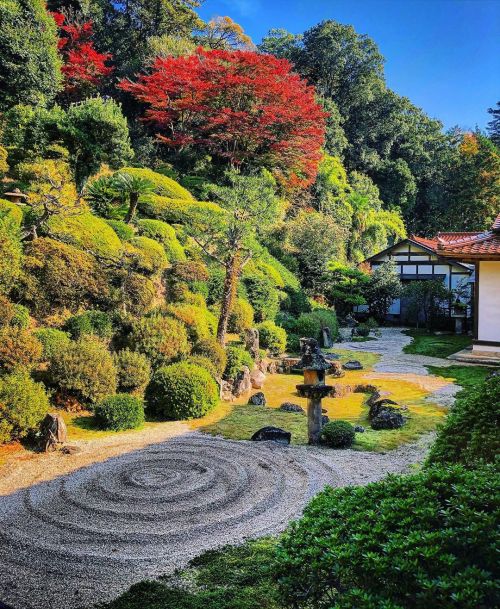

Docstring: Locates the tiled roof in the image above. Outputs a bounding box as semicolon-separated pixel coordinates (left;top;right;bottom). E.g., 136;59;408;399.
436;213;500;259
410;235;438;250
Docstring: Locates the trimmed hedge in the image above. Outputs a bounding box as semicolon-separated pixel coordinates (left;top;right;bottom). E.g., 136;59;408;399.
130;315;190;367
114;349;151;395
120;273;156;315
119;167;193;200
49;337;117;404
228;298;254;334
94;394;145;431
166;303;216;342
193;338;227;376
321;420;355;448
427;373;500;467
136;219;186;262
47;212;123;258
0;370;50;443
138;194;222;225
257;321;287;355
146;362;218;420
105;219;135;241
276;463;499;609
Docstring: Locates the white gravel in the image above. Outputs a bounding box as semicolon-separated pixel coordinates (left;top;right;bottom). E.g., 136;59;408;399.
0;432;430;609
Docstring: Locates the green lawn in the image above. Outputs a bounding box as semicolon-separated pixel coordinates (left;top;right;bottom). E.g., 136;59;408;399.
426;364;493;391
403;330;471;358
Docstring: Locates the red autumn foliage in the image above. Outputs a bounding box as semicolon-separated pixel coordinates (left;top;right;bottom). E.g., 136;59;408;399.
119;48;327;188
53;12;113;95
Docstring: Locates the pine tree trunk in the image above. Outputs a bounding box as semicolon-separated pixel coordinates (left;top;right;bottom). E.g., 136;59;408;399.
217;254;240;345
125;192;138;224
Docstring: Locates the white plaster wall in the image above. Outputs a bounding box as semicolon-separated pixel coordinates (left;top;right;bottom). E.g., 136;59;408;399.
477;261;500;344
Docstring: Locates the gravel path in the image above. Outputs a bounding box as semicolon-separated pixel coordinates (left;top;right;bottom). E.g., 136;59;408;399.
0;327;448;609
0;432;430;609
335;327;463;407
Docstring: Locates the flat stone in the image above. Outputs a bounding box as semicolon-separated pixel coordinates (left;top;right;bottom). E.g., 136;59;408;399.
61;445;82;455
250;426;291;444
278;402;304;414
371;410;405;430
250;370;266;389
342;360;363;371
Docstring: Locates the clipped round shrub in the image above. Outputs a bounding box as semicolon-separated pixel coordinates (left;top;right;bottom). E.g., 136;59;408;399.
321;420;355;448
192;338;227;376
291;313;322;340
137;219;186;262
119;167;193;200
94;394;145;431
126;236;169;275
0;370;50;443
114;349;151;395
138;194;222;226
120;273;156;315
130;315;190;367
185;355;219;378
166;303;215;342
105;219;135;241
10;304;30;328
243;273;281;322
355;323;370;337
34;327;71;360
146;362;218;420
286;333;301;353
0;198;23;226
49;337;117;404
47;212;123;258
224;346;254;380
310;307;338;341
228;298;254;333
276;464;498;609
64;310;113;340
257;320;287;355
0;327;42;372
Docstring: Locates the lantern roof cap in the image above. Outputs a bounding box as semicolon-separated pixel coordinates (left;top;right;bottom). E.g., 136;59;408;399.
297;338;331;371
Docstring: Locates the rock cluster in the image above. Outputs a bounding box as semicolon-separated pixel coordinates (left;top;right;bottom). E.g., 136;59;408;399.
368;398;407;430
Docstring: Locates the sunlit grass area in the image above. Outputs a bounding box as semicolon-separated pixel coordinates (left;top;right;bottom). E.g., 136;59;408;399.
403;330;471;358
426;364;493;391
199;349;449;452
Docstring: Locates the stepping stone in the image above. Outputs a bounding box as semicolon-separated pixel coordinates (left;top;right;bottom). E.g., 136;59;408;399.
342;360;363;371
279;402;304;413
251;426;291;444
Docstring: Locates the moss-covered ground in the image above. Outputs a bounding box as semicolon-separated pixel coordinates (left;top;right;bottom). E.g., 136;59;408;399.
403;329;471;358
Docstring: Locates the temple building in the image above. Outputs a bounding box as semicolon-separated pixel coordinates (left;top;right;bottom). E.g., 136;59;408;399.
436;213;500;364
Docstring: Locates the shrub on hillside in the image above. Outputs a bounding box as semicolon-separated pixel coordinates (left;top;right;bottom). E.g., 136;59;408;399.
94;394;145;431
114;349;151;395
138;195;222;226
0;207;22;295
146;362;218;420
22;238;109;315
64;310;113;340
276;464;499;609
290;313;322;340
129;315;189;367
310;307;339;341
120;273;156;315
47;212;123;258
228;298;254;334
427;374;500;467
0;327;42;372
0;370;50;444
257;321;287;355
119;167;193;200
48;337;117;404
166;303;216;342
193;338;227;376
224;346;254;380
0;198;23;226
34;328;71;360
136;219;186;262
321;420;355;448
105;219;135;241
185;355;219;379
125;237;169;275
243;274;281;322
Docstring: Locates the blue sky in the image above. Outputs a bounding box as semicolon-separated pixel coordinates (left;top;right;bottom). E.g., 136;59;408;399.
197;0;500;131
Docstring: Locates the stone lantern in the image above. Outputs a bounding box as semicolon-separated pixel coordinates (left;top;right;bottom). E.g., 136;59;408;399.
296;338;333;445
3;188;28;205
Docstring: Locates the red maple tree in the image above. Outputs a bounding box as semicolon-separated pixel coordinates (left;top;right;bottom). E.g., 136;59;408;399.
53;12;113;96
119;48;327;188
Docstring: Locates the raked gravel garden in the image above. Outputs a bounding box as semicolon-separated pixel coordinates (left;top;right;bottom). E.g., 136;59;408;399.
0;329;477;609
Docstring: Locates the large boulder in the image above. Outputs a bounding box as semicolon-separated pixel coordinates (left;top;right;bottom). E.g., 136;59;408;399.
279;402;305;414
40;413;67;451
371;410;405;430
251;426;291;444
368;398;400;420
245;328;260;362
329;362;345;377
250;369;266;389
248;392;266;406
233;366;251;397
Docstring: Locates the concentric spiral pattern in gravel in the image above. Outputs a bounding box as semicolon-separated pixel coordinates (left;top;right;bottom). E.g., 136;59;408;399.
0;434;339;609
